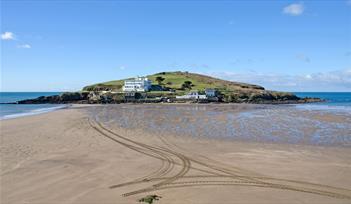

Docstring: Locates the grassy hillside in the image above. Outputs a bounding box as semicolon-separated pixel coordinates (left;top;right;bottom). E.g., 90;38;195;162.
82;71;264;94
82;71;300;103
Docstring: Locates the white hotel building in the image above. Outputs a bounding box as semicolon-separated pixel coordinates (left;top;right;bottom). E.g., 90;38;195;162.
122;77;152;92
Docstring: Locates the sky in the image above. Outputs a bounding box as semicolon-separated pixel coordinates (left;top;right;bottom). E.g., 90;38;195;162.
1;0;351;92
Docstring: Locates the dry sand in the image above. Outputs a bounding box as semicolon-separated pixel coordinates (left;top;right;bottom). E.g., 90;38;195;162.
1;105;351;204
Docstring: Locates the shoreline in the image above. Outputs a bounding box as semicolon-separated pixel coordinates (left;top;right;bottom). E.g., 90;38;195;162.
0;104;69;120
1;100;347;121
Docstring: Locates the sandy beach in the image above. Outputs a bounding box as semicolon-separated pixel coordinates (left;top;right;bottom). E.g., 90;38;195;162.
1;104;351;204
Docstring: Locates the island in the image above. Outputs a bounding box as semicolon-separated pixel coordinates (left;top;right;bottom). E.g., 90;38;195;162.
14;71;322;104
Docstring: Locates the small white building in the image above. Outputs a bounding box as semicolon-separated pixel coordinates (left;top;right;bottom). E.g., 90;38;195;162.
176;90;207;100
123;77;152;92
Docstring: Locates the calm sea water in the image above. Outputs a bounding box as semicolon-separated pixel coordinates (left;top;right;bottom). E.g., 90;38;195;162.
294;92;351;112
294;92;351;106
0;92;65;119
0;92;350;119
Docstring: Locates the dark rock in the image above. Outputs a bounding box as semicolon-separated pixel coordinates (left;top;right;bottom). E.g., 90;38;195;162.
60;92;85;102
298;97;325;103
17;92;88;104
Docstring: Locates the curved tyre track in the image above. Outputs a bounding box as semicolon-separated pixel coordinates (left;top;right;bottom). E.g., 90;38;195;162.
88;118;351;200
89;119;192;196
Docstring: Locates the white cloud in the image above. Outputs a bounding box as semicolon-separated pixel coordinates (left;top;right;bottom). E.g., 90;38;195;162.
1;32;15;40
208;69;351;92
17;44;31;49
283;3;304;16
305;74;312;79
2;32;34;49
119;66;126;70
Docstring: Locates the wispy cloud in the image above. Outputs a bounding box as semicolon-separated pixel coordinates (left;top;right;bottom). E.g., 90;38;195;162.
2;31;33;49
208;69;351;92
347;0;351;6
1;31;15;40
119;66;126;70
17;44;31;49
283;3;304;16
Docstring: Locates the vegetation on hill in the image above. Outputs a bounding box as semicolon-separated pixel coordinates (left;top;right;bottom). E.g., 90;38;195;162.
82;71;302;103
83;71;263;92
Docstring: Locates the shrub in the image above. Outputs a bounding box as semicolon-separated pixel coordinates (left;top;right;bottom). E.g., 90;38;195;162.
155;76;165;85
181;80;193;89
138;195;161;204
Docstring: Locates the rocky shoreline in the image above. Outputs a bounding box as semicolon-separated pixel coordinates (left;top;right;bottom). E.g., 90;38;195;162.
2;91;324;105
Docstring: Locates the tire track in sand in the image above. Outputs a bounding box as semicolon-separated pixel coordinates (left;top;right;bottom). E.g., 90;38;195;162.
89;119;192;196
88;118;351;200
155;129;351;194
89;119;175;186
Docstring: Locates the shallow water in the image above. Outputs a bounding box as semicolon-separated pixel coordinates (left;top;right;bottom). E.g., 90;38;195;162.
0;104;67;120
89;104;351;147
0;92;64;119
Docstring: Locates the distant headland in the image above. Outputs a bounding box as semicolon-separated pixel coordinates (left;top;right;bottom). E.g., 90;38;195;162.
12;71;322;104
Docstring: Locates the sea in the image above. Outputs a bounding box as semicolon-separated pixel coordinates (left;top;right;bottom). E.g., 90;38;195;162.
0;92;66;120
294;92;351;112
0;92;350;120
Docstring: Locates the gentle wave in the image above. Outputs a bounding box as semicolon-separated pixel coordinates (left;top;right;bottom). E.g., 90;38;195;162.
0;105;68;120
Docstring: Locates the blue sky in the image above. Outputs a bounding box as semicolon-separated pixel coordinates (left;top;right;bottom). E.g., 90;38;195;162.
1;0;350;92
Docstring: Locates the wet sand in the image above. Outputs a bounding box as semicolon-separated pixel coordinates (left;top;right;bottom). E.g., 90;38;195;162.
90;104;351;146
1;104;351;204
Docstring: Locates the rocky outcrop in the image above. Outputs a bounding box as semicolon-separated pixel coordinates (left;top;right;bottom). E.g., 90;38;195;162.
223;91;323;104
12;91;323;104
17;92;89;104
296;97;324;103
15;91;125;104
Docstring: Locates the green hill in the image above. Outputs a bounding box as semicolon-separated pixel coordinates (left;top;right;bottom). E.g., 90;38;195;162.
83;71;264;93
82;71;299;103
